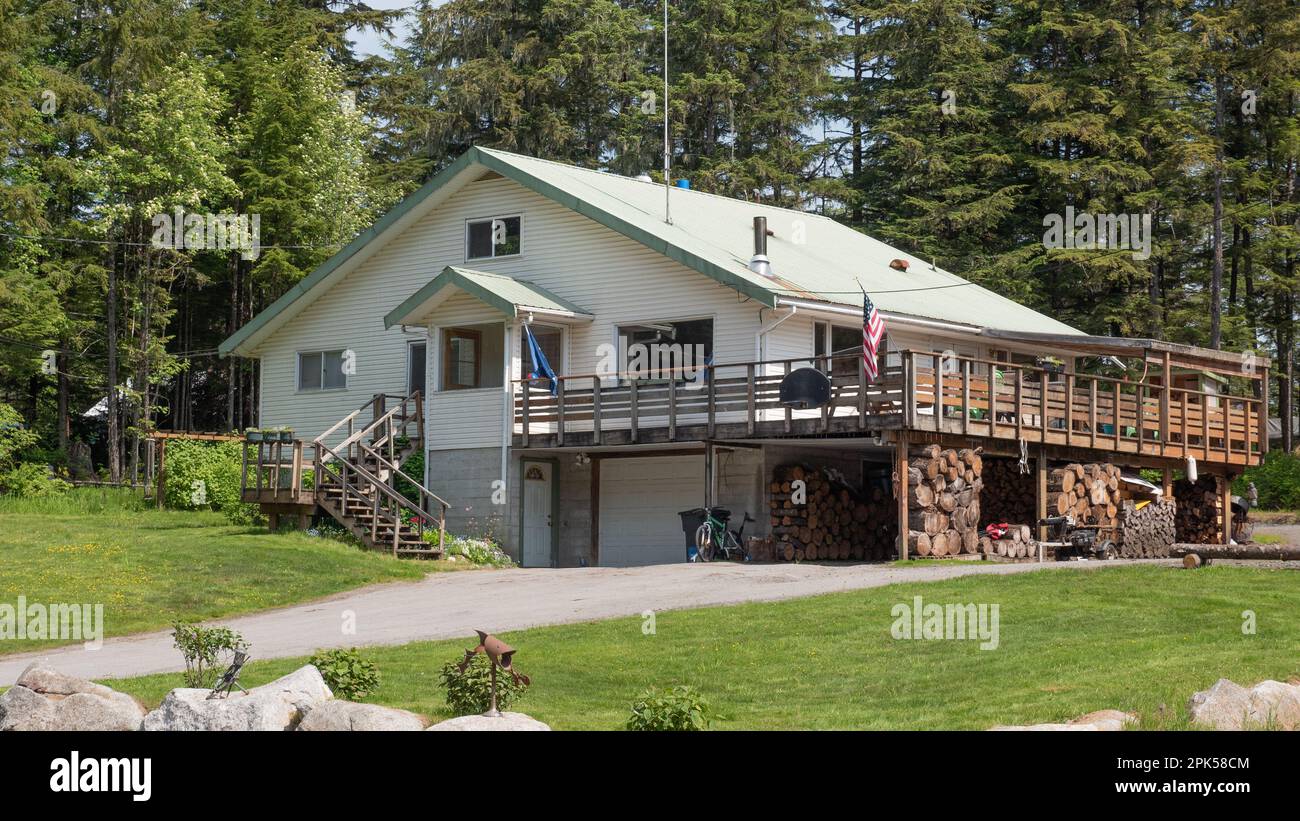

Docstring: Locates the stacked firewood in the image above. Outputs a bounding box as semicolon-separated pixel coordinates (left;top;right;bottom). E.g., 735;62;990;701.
1118;499;1176;558
979;524;1037;559
1047;463;1123;528
979;457;1036;529
1174;476;1223;544
769;465;896;561
905;445;983;557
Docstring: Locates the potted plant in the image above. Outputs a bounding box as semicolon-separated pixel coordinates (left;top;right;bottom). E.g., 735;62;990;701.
245;428;264;442
277;426;294;442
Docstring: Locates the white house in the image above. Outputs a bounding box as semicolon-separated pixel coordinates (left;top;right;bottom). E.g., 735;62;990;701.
221;147;1267;565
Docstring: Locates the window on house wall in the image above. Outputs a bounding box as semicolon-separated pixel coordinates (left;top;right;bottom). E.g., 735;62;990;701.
812;321;863;376
442;328;481;389
617;318;713;382
520;325;563;391
466;215;521;260
297;350;347;391
439;323;504;390
407;341;427;397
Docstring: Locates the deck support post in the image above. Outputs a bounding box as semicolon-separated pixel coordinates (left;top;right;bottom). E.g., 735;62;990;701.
1036;446;1048;542
590;457;600;567
703;442;714;510
1221;473;1233;545
895;435;909;561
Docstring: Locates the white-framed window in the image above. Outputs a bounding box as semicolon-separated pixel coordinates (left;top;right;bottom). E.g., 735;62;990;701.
616;317;713;383
465;214;522;260
813;321;865;377
437;322;505;391
297;350;348;391
407;340;427;397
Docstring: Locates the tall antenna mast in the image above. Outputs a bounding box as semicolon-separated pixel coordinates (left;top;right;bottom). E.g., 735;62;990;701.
662;0;671;224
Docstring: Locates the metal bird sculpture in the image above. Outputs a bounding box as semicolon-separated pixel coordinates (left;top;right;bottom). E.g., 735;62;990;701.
457;630;530;716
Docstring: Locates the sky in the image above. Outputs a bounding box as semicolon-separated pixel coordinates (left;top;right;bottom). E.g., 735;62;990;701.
350;0;418;58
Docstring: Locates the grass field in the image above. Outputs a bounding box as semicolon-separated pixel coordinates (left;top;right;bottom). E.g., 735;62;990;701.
104;563;1300;730
0;488;448;654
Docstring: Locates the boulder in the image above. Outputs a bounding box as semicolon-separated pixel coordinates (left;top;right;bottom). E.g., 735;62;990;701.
427;712;550;732
1189;678;1300;730
0;663;145;731
142;665;331;731
298;700;426;731
990;709;1136;731
1187;678;1253;730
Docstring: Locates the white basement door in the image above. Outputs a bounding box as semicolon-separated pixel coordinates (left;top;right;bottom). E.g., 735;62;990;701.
598;455;705;567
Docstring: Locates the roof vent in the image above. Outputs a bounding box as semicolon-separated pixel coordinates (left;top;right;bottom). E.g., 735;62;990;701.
749;216;774;277
889;258;910;272
635;172;653;182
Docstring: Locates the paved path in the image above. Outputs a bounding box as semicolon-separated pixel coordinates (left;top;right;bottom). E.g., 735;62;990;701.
0;558;1151;685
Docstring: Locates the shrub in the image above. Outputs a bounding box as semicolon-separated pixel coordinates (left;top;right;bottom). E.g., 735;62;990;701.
309;648;381;701
0;462;71;497
171;622;249;689
441;534;515;566
0;402;38;471
1235;451;1300;510
440;653;529;715
161;439;261;524
626;686;713;731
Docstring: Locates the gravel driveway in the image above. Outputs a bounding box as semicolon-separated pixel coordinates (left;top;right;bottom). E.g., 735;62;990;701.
0;557;1149;686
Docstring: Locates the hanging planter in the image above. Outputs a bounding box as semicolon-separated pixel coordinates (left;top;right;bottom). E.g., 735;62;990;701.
245;429;264;443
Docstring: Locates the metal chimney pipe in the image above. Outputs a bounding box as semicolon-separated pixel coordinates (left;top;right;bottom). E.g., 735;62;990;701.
750;216;772;277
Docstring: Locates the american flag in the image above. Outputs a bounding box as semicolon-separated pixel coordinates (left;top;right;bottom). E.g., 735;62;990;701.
862;290;885;382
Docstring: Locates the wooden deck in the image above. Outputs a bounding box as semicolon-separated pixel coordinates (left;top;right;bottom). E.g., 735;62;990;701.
513;350;1265;467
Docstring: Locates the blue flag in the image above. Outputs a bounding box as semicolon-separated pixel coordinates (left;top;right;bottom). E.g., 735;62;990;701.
523;324;558;396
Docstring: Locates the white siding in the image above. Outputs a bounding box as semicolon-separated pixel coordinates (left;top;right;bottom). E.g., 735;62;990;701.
255;175;771;447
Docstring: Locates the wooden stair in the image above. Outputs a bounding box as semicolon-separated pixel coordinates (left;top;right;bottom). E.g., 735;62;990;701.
312;392;449;557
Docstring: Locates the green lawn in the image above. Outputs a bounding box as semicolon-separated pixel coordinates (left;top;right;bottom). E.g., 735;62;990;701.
0;489;445;654
104;564;1300;730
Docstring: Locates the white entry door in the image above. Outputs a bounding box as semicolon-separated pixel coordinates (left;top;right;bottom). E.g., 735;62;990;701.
522;461;554;567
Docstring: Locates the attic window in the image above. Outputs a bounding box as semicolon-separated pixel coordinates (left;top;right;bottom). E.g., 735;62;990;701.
466;215;521;260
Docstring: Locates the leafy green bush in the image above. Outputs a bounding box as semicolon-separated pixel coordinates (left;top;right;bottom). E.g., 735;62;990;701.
309;648;380;701
171;622;249;689
627;686;713;731
162;439;260;524
0;402;38;470
0;462;71;497
440;653;529;715
1235;451;1300;510
394;449;424;505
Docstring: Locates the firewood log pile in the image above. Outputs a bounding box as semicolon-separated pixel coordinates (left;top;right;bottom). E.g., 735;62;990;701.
1173;476;1223;544
1118;499;1176;557
979;457;1036;529
769;464;896;561
905;445;984;557
1047;463;1123;528
979;524;1037;558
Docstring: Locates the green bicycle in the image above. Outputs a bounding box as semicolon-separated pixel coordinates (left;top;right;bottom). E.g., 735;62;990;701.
693;507;754;562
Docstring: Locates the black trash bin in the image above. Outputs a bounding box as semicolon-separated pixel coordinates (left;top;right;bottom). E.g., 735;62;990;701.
678;508;708;560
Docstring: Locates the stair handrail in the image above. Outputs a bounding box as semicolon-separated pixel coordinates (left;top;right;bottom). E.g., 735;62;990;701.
316;392;422;466
356;441;451;512
316;441;437;553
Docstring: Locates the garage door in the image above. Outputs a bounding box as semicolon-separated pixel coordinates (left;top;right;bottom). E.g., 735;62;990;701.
598;455;704;567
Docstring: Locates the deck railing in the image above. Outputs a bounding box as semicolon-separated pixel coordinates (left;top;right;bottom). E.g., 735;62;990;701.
512;350;1265;466
513;352;905;446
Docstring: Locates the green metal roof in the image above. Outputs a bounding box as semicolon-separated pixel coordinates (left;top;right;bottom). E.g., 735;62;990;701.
222;145;1080;356
385;266;593;329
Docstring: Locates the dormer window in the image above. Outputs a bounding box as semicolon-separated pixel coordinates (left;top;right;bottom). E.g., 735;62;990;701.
466;215;521;260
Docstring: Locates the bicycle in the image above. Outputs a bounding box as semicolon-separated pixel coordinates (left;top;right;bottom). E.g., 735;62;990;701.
693;507;754;562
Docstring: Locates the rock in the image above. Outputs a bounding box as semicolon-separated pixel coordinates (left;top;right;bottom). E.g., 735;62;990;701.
0;663;145;731
298;700;426;731
1188;678;1253;730
142;665;332;731
1246;680;1300;730
426;712;550;731
990;709;1136;731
